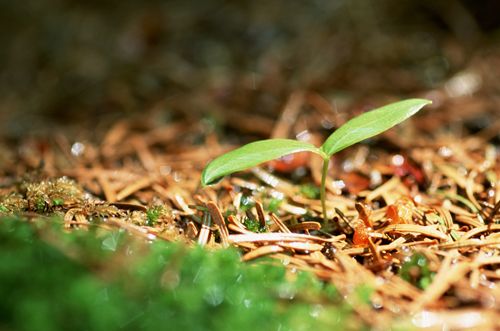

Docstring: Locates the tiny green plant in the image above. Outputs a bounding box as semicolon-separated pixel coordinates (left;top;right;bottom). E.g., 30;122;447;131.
201;98;431;220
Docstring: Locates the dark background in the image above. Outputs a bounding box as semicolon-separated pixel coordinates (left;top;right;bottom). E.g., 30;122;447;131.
1;0;499;139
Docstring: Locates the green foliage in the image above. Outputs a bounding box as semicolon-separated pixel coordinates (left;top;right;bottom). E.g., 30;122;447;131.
320;99;431;156
399;253;435;289
201;99;430;186
52;198;64;206
201;99;431;220
201;139;324;186
0;217;360;331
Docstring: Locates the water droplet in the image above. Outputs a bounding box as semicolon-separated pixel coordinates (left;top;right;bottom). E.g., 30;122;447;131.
203;285;224;306
71;142;85;156
412;310;439;328
173;172;182;182
277;283;296;300
401;246;411;254
391;154;404;167
457;167;468;176
270;191;284;200
342;160;354;172
333;180;346;190
438;146;453;158
296;130;311;141
281;256;290;266
321;119;334;129
375;277;386;286
370;170;382;186
445;70;481;97
309;304;323;318
160;166;172;175
243;299;252;308
372;300;383;309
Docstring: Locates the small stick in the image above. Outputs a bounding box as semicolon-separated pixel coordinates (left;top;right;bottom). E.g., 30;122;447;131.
97;173;116;202
116;177;152;201
197;212;211;246
242;245;284;262
288;222;321;232
206;202;230;248
484;199;500;224
255;201;267;228
269;213;291;233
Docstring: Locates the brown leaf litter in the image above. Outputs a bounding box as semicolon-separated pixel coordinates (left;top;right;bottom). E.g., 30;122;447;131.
0;90;499;330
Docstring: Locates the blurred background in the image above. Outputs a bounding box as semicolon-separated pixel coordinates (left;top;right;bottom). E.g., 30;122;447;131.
0;0;499;140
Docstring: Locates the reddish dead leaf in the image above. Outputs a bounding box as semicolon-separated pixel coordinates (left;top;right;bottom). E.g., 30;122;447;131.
340;172;371;195
353;223;370;247
268;151;310;173
390;154;425;185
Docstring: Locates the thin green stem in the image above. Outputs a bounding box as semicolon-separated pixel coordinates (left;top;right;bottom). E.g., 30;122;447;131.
320;158;330;221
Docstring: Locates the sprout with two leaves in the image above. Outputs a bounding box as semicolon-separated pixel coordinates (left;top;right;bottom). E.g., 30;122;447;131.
201;99;431;220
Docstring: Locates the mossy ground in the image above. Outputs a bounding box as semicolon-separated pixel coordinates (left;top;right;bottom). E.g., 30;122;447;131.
0;217;369;331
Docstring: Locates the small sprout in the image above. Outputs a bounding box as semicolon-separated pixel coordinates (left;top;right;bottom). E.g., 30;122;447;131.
52;198;64;206
146;205;169;226
300;184;320;199
201;99;431;220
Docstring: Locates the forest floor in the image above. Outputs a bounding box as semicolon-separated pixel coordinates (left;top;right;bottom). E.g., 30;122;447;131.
1;2;500;329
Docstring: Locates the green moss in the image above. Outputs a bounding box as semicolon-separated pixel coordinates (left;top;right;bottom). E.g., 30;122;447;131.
239;195;255;212
25;177;84;213
243;217;266;233
0;216;362;331
266;197;283;213
300;184;320;199
399;253;435;290
0;192;28;213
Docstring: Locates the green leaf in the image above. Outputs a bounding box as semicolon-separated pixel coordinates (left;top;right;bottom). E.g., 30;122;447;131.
201;139;324;186
321;99;431;157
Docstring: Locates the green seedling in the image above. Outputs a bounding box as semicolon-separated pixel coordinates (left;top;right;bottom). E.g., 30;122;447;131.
201;99;431;220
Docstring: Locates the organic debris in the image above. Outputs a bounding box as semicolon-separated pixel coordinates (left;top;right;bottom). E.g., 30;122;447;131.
1;87;498;329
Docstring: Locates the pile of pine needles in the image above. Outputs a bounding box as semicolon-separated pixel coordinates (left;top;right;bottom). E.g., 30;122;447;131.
1;86;499;329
